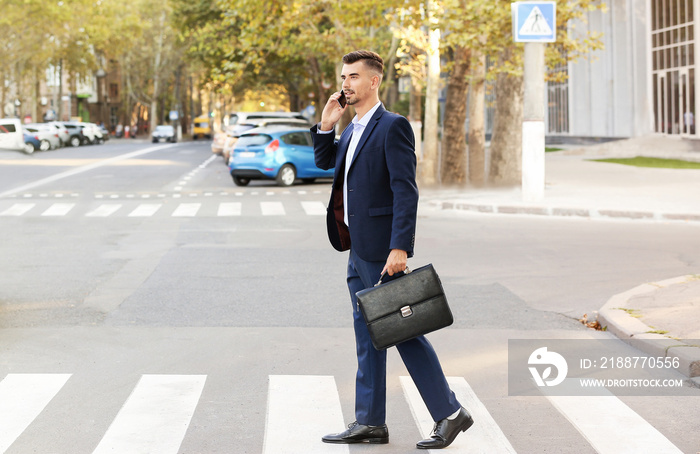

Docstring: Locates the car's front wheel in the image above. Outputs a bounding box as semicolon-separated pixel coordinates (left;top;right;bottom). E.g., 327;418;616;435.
39;140;51;151
232;176;250;186
276;164;296;187
70;136;81;147
23;143;35;154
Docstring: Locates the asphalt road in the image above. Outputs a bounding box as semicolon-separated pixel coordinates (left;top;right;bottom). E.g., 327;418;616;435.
0;140;698;454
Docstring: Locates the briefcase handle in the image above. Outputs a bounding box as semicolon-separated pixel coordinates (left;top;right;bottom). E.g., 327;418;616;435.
375;267;411;287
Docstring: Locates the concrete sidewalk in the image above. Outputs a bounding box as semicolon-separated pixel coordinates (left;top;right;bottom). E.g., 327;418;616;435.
420;135;700;381
421;135;700;222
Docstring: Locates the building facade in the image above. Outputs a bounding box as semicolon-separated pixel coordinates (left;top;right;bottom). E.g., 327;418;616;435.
548;0;697;139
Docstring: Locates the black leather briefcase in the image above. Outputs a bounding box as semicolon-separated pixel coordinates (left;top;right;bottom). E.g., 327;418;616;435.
355;264;453;350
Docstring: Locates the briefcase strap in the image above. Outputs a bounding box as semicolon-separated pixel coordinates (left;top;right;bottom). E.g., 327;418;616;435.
375;267;412;287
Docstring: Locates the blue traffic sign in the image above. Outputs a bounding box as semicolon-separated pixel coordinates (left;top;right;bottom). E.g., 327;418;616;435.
512;2;557;43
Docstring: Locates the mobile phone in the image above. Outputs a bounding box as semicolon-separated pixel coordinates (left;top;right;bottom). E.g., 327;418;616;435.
337;91;347;108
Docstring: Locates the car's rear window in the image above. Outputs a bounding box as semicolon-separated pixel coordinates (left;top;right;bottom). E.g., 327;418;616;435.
230;125;255;136
236;134;272;147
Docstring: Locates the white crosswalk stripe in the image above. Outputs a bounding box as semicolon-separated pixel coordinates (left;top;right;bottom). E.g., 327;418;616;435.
0;203;35;216
263;375;348;453
260;201;286;216
172;203;202;217
0;373;688;453
0;374;72;453
217;202;242;216
544;379;683;454
85;204;122;217
401;376;517;453
93;375;206;454
128;203;161;217
41;203;75;216
301;201;327;216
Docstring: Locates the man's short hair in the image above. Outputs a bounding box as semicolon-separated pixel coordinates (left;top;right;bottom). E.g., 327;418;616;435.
342;50;384;77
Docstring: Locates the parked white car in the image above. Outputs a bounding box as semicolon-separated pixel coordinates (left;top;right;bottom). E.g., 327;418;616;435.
46;121;71;146
64;121;98;145
0;118;27;152
85;123;105;143
25;123;61;150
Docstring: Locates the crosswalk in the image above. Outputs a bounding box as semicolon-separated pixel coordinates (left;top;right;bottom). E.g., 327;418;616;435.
0;200;329;219
0;373;686;454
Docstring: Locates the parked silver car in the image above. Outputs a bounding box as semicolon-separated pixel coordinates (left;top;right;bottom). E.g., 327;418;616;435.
24;123;61;151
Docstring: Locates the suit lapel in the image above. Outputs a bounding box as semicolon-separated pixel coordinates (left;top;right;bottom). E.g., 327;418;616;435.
334;124;354;180
348;104;385;172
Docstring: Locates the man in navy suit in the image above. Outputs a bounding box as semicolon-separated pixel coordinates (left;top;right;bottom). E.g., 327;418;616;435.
311;50;473;450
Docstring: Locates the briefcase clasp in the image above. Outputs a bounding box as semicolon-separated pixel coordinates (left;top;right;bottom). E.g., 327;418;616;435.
400;306;413;318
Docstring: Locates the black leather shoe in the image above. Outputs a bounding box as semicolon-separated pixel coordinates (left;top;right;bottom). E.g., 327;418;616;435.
322;421;389;444
416;407;473;449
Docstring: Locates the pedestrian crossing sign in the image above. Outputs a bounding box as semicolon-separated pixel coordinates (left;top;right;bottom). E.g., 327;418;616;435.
512;2;557;42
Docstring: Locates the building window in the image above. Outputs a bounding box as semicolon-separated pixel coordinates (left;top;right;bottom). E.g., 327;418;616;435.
651;0;695;135
110;106;118;129
110;83;119;98
547;51;569;134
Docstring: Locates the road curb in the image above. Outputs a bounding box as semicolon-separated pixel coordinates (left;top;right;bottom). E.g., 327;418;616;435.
597;275;700;380
427;200;700;223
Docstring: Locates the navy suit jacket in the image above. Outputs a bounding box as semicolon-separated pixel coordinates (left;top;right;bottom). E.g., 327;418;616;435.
311;104;418;262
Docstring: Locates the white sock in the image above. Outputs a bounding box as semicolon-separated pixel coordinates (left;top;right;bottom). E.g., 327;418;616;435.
446;408;461;420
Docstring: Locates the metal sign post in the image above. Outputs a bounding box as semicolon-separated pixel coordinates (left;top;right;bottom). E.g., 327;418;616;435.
512;1;556;202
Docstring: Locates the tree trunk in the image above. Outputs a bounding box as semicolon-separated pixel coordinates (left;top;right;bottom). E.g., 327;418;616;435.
33;68;40;123
440;46;470;185
421;25;441;186
489;53;524;185
467;46;486;186
150;10;166;135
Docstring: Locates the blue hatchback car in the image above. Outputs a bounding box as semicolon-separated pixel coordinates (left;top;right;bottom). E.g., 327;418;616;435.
228;126;334;187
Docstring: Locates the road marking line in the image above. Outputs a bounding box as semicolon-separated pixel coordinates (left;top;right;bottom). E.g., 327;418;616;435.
86;204;122;217
545;380;682;454
0;373;72;453
128;204;161;217
401;376;516;453
41;203;75;216
172;203;201;217
0;203;35;216
0;144;176;198
301;201;326;216
261;201;285;216
217;202;241;216
263;375;348;454
93;374;206;454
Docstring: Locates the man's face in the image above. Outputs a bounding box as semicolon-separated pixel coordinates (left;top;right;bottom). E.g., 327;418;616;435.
341;61;378;107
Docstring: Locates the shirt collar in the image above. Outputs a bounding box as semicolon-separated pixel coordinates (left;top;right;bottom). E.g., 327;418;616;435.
352;101;382;129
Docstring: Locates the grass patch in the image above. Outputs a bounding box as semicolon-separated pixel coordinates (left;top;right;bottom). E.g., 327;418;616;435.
591;156;700;169
616;308;643;318
545;147;563;152
646;329;669;335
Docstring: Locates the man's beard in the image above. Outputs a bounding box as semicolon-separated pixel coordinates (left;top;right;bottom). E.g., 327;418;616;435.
345;91;358;105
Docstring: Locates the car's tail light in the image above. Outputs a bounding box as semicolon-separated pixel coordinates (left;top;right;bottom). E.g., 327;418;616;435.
265;139;280;154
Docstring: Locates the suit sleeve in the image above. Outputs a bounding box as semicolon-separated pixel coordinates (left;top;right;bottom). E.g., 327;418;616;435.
384;116;419;254
310;124;337;170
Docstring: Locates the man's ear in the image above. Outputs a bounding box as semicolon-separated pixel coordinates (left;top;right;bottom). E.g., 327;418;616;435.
371;73;381;89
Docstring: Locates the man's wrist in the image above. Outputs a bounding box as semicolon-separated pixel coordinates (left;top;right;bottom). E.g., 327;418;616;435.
319;121;335;132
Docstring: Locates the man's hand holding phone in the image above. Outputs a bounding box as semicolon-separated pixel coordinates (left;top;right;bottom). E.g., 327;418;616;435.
320;91;347;131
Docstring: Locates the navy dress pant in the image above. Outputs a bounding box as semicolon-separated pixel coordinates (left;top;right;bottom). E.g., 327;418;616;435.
347;249;460;426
